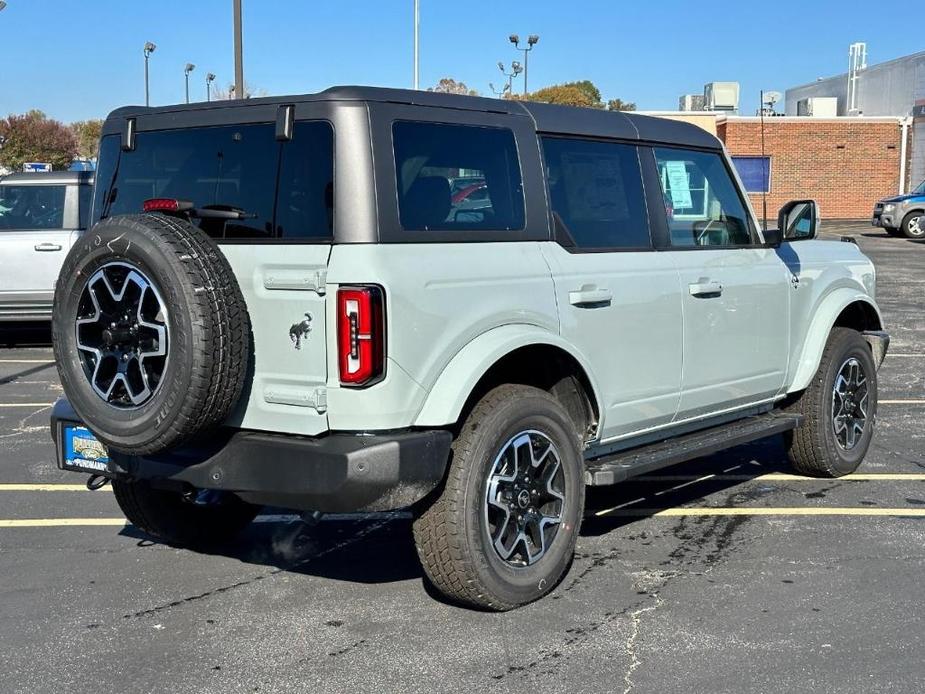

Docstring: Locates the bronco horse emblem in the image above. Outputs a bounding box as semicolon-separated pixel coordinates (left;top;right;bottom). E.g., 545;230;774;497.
289;313;313;350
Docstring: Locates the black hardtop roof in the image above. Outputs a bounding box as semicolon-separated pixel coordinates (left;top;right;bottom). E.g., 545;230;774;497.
0;171;94;185
103;85;720;149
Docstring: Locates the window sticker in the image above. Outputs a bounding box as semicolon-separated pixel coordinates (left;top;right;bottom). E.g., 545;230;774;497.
665;160;693;209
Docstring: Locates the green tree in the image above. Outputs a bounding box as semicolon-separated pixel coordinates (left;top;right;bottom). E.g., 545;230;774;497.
71;119;104;160
607;98;637;112
428;78;479;96
0;110;78;172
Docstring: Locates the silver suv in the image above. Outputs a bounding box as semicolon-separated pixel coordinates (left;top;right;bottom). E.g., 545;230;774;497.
0;171;94;321
49;87;888;609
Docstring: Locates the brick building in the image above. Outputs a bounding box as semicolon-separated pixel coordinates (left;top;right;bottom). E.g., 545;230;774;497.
717;117;908;220
648;112;911;220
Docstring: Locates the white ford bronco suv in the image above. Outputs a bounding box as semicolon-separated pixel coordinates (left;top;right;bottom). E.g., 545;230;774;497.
50;87;888;610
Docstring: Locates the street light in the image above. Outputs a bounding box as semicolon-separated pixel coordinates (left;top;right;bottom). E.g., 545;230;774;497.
184;63;196;104
509;33;538;95
205;72;216;102
233;0;244;100
0;3;7;12
413;0;420;89
498;61;522;96
143;41;156;107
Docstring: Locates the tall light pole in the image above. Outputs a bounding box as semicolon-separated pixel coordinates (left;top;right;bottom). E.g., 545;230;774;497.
498;61;522;96
206;72;216;102
233;0;244;99
0;3;7;13
184;63;196;104
509;34;538;95
413;0;420;89
143;41;156;106
489;82;510;99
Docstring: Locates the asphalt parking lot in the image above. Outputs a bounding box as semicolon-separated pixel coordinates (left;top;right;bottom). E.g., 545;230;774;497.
0;223;922;694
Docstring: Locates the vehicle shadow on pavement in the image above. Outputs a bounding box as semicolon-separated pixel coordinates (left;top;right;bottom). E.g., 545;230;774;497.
118;437;793;589
0;322;52;347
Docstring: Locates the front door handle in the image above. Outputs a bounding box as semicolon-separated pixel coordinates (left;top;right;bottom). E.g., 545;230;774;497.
688;280;723;297
34;243;62;252
569;285;612;307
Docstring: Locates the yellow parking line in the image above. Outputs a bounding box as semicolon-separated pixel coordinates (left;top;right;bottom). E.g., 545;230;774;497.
0;484;111;492
599;507;925;518
634;473;925;482
0;518;127;528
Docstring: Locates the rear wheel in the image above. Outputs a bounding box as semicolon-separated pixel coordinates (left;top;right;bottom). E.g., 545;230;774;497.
901;211;924;239
113;478;260;547
413;385;585;610
785;328;877;477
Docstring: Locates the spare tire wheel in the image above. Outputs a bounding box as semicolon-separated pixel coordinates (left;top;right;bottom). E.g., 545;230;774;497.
52;213;251;455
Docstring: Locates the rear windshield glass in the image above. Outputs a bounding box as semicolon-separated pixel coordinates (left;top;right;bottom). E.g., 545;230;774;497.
93;122;333;241
0;184;67;230
393;121;525;232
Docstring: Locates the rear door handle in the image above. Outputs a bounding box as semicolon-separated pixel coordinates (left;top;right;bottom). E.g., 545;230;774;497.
34;243;62;252
569;286;612;307
688;280;723;297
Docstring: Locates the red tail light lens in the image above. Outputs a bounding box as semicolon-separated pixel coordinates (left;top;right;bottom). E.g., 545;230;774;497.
143;198;194;213
337;286;385;386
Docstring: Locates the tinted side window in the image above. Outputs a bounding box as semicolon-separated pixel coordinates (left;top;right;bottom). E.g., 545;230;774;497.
393;121;525;232
0;185;67;230
654;147;754;248
541;137;650;250
274;121;334;240
78;185;92;229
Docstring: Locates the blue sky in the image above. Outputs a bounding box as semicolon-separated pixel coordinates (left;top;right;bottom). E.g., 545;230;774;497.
0;0;915;123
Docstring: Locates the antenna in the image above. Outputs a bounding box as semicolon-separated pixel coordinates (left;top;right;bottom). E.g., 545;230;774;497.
760;90;768;231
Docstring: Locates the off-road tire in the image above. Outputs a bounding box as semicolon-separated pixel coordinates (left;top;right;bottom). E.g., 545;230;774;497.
412;384;585;610
52;214;251;455
785;328;877;477
901;211;924;239
113;479;259;546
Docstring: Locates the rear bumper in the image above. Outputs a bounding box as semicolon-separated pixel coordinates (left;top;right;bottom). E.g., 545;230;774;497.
51;398;452;513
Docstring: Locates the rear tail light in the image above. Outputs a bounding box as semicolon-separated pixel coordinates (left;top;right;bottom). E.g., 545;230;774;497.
337;286;385;386
143;198;194;213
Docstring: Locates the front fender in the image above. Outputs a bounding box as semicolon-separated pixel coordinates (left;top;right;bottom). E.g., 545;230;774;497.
413;324;604;428
788;288;883;393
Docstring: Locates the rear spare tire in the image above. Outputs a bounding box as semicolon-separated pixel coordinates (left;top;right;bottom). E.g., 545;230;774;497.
52;213;250;455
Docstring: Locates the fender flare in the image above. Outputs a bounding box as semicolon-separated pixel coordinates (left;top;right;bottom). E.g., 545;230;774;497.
788;289;883;393
413;324;604;428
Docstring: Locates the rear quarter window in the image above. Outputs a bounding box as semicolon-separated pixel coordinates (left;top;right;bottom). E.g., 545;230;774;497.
392;121;525;232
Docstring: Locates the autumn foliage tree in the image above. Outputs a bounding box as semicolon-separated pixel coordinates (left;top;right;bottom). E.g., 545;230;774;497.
428;78;479;96
0;110;78;172
70;119;104;160
520;80;636;111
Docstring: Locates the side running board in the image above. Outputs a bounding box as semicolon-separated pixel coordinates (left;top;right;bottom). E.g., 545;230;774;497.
584;412;803;487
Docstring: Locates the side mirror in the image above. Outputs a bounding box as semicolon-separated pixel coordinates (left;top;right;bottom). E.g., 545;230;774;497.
777;199;819;241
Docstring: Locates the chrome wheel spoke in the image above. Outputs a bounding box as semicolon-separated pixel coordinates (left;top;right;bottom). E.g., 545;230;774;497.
484;430;566;568
75;262;169;409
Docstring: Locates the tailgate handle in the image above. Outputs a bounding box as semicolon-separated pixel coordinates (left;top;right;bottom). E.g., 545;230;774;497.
34;242;63;252
689;280;723;297
264;269;327;294
569;286;612;307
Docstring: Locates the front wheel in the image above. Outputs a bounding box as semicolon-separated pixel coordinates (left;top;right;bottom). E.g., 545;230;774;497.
901;211;924;239
785;328;878;477
413;385;585;610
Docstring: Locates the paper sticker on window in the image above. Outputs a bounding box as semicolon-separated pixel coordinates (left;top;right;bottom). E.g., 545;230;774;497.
665;161;693;209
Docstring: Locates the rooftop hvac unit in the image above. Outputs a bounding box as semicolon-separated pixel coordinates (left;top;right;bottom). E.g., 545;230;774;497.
704;82;740;113
679;94;705;111
796;97;838;117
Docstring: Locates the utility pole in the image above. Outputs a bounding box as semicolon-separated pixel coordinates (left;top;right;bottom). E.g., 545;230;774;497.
509;34;538;95
233;0;244;99
413;0;420;89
